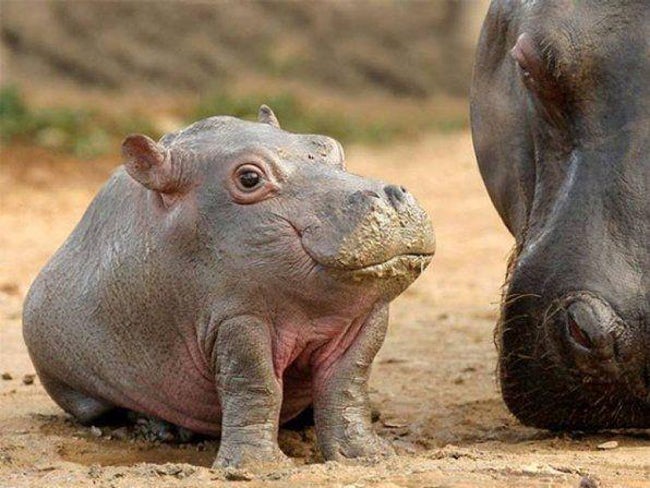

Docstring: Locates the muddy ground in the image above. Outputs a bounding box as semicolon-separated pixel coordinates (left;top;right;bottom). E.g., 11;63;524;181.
1;133;648;487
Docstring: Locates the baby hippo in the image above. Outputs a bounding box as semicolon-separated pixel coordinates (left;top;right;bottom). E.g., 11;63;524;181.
23;106;435;468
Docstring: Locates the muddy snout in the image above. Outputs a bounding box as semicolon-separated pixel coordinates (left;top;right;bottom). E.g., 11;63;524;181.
301;182;435;277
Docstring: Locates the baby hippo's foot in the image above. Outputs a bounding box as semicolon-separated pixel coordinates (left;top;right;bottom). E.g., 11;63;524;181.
213;444;294;473
128;412;198;443
320;430;395;462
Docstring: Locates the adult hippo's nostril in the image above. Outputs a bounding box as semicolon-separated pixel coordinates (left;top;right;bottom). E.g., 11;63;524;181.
567;311;593;350
564;300;615;356
384;184;407;210
560;296;620;378
565;302;612;354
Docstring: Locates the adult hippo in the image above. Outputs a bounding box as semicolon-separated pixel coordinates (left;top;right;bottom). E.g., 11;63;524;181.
470;0;649;429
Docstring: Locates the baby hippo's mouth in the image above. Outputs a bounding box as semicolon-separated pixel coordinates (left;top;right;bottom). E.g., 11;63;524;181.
308;252;434;284
329;253;433;279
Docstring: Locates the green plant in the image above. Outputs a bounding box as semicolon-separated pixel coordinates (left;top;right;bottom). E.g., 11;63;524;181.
0;85;161;157
193;91;416;145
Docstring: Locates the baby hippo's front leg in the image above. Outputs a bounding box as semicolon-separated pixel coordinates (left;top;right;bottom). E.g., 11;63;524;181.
312;305;395;461
213;316;290;469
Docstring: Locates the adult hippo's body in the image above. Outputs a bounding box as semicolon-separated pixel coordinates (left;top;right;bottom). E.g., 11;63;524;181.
471;0;649;429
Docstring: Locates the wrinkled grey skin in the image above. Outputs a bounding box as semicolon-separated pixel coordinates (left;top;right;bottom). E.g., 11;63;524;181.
471;0;649;429
23;106;435;468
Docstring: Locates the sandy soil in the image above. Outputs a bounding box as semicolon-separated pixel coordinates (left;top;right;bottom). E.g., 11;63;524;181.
1;133;648;487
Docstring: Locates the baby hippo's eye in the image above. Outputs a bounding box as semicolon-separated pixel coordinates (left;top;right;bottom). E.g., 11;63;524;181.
235;165;264;192
239;170;261;189
229;163;277;204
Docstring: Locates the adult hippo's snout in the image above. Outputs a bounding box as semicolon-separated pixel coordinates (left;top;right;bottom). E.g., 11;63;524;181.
500;270;650;429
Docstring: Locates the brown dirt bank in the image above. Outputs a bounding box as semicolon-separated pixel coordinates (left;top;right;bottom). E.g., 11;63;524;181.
1;1;487;97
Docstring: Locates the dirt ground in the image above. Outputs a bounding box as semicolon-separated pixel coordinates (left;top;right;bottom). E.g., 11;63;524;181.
1;132;648;487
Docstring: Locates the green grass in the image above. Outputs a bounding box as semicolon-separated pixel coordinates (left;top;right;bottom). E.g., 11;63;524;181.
0;85;158;158
1;85;467;157
193;91;431;145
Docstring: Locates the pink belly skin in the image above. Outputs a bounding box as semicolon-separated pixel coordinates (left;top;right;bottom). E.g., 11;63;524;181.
117;311;370;436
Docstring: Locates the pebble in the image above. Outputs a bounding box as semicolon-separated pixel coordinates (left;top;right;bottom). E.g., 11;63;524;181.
597;441;618;450
579;476;599;488
381;419;408;428
110;427;129;440
224;468;254;481
1;372;12;380
90;426;103;438
88;464;102;479
22;374;35;385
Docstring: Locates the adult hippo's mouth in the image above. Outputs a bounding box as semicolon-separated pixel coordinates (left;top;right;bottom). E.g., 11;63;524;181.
498;285;650;429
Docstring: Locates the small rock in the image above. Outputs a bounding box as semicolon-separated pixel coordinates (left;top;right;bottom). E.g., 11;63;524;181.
371;407;381;423
111;427;129;440
520;463;564;475
381;419;408;428
379;357;406;365
88;464;102;479
0;282;20;296
596;441;618;450
154;463;195;478
1;372;12;380
22;374;35;385
579;476;599;488
224;467;254;481
90;426;103;438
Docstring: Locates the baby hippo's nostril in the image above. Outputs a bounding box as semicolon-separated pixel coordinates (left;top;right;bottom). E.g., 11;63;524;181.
384;184;407;210
362;190;381;199
348;189;381;205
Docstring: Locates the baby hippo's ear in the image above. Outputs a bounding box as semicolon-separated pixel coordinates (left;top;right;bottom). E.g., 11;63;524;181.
258;104;281;129
121;134;178;193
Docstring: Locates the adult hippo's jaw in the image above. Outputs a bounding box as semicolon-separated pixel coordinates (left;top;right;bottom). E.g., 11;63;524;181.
471;0;650;429
499;277;650;429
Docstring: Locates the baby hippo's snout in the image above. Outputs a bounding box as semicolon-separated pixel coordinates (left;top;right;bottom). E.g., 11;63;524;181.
301;178;434;293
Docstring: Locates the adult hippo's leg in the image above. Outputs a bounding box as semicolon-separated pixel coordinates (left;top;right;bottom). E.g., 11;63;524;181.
213;315;290;469
312;304;394;461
